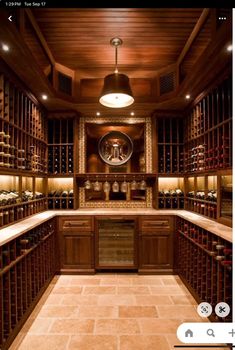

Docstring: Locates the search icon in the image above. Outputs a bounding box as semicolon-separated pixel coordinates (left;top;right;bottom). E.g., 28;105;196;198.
207;329;215;337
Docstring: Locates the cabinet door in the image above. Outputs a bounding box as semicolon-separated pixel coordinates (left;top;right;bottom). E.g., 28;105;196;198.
60;233;94;273
139;231;173;274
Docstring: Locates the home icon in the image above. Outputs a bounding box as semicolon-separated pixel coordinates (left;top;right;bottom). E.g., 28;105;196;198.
185;329;193;338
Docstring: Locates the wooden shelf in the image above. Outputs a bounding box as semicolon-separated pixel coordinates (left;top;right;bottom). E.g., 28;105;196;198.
76;173;156;181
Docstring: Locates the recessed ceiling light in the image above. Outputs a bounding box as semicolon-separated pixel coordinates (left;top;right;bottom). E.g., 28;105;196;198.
227;44;232;52
2;43;9;52
42;94;48;100
185;94;191;100
130;112;135;116
96;112;101;116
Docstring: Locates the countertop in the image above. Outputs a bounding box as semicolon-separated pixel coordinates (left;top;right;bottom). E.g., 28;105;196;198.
0;209;232;246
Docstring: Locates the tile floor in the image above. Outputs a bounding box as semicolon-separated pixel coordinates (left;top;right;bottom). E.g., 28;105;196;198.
9;274;229;350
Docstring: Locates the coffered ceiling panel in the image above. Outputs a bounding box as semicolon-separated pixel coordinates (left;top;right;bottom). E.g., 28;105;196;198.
32;8;209;73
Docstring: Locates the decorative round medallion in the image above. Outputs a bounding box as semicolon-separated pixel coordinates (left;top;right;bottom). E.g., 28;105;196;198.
98;131;133;166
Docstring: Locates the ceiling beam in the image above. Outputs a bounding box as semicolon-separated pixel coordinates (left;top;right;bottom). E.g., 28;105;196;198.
177;8;210;65
24;9;55;66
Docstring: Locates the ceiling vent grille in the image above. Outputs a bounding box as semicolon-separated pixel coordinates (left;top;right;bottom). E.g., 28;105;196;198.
58;72;72;96
159;72;176;95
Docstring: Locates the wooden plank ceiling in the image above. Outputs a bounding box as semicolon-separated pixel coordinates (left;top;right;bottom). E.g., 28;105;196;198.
1;8;231;115
31;8;210;77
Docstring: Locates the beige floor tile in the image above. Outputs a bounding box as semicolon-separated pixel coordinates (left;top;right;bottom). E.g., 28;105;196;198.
170;295;197;305
120;335;170;350
150;286;187;295
135;295;173;305
95;319;140;334
37;305;79;318
98;295;135;306
50;319;94;334
66;275;98;279
52;286;83;294
27;318;54;334
100;279;118;285
17;334;69;350
55;277;72;286
157;305;202;319
8;273;211;350
95;274;117;279
139;318;182;334
137;275;167;278
162;278;183;286
117;286;150;294
83;286;116;294
70;278;100;285
78;306;118;318
61;294;98;306
132;278;163;285
119;306;158;318
43;294;64;305
117;278;134;285
68;335;117;350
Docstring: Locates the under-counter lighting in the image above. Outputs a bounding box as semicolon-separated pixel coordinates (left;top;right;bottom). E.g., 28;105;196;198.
130;112;135;116
96;112;101;116
2;43;9;52
185;94;191;100
42;94;48;100
227;44;232;52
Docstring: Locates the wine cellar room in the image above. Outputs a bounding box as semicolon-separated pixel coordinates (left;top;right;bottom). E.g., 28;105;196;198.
0;7;233;350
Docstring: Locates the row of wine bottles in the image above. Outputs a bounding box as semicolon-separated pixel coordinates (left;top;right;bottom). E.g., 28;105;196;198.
0;190;44;206
48;198;74;209
48;145;73;174
187;190;217;202
158;145;184;173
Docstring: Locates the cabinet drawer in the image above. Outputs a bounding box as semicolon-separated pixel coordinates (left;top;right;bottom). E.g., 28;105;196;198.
59;216;93;232
139;216;173;233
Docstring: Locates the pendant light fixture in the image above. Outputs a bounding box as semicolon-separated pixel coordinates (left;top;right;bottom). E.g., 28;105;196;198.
99;38;134;108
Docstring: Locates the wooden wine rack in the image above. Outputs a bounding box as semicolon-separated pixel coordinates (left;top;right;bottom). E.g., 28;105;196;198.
0;197;47;228
184;175;217;220
0;219;57;350
157;117;184;174
48;118;74;175
185;76;232;173
158;193;184;209
48;196;74;210
0;70;48;228
176;217;232;322
0;73;47;173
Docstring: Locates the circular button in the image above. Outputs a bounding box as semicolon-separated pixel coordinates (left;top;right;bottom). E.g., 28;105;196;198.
215;302;230;318
197;302;213;317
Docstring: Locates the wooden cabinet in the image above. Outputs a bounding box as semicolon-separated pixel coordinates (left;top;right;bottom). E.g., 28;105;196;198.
58;216;95;274
138;216;174;274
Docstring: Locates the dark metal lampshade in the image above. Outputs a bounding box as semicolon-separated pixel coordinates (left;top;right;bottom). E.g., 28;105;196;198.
99;72;134;108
